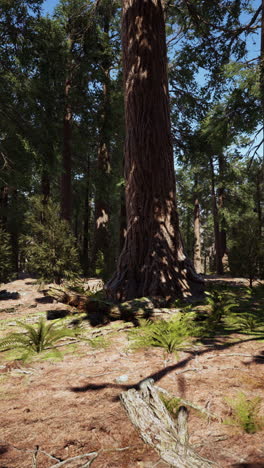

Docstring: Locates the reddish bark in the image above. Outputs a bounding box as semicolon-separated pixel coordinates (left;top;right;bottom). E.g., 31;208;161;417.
106;0;203;301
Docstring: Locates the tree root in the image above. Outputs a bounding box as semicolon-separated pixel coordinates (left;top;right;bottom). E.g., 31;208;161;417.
120;379;219;468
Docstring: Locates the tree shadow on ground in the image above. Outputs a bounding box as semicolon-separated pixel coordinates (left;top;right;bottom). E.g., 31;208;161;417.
46;309;69;320
35;296;54;304
69;307;156;328
0;290;20;301
69;335;264;395
0;445;9;455
252;350;264;364
231;463;264;467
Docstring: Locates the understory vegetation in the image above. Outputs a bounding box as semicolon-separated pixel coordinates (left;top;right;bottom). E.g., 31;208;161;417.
0;280;264;434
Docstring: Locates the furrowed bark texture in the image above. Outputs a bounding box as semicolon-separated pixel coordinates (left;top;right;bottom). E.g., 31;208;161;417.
106;0;203;301
120;380;217;468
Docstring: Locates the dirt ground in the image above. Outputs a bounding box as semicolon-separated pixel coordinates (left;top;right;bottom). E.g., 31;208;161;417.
1;277;264;468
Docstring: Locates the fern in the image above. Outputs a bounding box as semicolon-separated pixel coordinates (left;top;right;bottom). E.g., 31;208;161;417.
237;314;263;333
0;318;76;360
224;392;264;433
205;290;237;328
129;315;194;354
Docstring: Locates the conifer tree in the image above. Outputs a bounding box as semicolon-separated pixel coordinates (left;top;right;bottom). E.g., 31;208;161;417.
107;0;203;301
24;197;81;284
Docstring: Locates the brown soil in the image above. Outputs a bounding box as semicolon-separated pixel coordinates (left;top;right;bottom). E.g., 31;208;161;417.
0;277;264;468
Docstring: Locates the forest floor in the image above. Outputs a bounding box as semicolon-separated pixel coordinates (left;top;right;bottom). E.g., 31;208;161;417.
0;276;264;468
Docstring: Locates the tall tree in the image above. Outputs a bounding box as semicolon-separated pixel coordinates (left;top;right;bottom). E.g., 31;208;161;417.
193;178;202;274
107;0;203;301
92;0;121;278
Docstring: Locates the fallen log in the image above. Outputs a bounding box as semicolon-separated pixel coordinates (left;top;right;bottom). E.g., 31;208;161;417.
120;379;218;468
46;286;179;322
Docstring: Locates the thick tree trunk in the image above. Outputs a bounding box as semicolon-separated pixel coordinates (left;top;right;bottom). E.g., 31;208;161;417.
106;0;203;301
209;156;223;275
261;0;264;114
259;1;264;241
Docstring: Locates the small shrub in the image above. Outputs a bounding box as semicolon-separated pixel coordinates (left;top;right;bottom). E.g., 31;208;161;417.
205;290;237;329
86;335;110;349
237;313;263;333
0;318;76;360
129;315;194;354
23;197;81;284
224;392;264;433
0;226;13;284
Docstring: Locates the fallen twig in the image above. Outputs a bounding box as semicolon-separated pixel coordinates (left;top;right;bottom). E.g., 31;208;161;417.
205;353;264;360
50;446;133;467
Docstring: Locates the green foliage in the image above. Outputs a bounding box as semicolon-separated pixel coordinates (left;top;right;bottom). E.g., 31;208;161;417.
236;313;263;333
86;335;110;349
0;318;76;361
129;316;194;354
159;393;181;417
23;197;81;284
229;213;264;286
0;226;13;284
95;250;105;277
205;289;237;328
224;392;264;434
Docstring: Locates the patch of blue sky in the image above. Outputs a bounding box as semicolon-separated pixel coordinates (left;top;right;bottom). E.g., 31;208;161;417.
42;0;58;15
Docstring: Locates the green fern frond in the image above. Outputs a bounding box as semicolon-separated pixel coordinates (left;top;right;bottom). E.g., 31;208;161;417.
0;318;77;358
129;316;194;354
224;392;263;433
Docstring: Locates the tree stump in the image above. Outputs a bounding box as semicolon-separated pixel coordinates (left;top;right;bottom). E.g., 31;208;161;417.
120;379;218;468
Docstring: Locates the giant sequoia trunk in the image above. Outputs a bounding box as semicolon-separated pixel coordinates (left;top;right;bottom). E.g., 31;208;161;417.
106;0;203;301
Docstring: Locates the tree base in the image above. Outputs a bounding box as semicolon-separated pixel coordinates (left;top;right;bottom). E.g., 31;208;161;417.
106;255;204;302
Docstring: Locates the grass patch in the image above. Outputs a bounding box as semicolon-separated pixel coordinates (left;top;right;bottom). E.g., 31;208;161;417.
224;392;264;433
0;318;78;361
85;335;111;349
159;393;181;417
128;315;196;355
